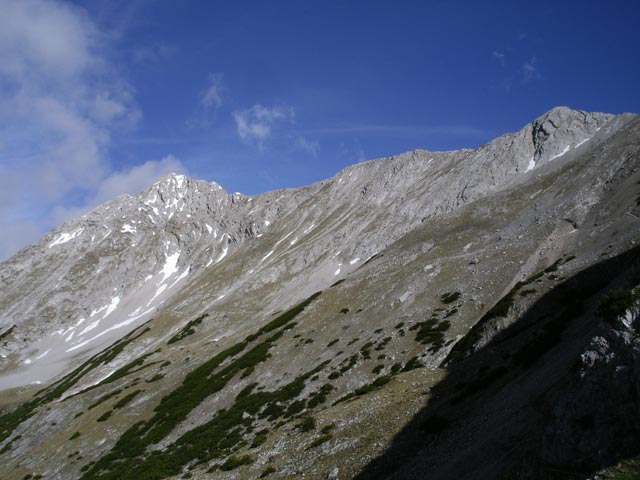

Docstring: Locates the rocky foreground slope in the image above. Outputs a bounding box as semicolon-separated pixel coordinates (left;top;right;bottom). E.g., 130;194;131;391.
0;106;639;479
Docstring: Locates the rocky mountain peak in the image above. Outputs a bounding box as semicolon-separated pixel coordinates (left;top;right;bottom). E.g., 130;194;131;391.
530;106;613;164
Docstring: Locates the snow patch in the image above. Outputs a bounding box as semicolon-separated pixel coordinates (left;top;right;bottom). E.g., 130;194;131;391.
575;137;590;148
216;246;229;263
205;224;213;234
349;258;360;265
34;349;51;361
66;307;156;353
104;296;121;318
168;268;189;289
160;252;180;282
550;145;571;161
121;224;136;234
147;284;168;306
49;228;83;248
525;156;536;172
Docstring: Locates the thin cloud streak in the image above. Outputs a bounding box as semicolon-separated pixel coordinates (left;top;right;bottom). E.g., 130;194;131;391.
302;124;489;138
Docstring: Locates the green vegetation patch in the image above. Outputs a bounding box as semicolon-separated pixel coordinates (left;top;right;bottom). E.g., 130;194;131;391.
440;292;461;304
88;389;123;410
599;455;640;479
333;375;391;405
297;416;316;432
113;390;142;410
220;454;253;471
410;318;451;352
306;434;332;450
167;313;209;345
260;466;277;477
146;373;164;383
597;289;638;323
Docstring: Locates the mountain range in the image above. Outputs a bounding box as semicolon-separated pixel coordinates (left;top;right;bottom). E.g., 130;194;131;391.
1;106;639;480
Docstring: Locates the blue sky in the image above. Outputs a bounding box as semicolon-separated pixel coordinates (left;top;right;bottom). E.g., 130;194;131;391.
1;0;639;258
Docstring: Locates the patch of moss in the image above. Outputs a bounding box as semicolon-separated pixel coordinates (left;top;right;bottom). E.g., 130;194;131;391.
260;466;277;477
333;375;391;405
167;313;208;345
113;390;142;410
597;289;637;323
402;356;423;372
88;389;123;410
411;318;451;352
306;434;332;449
146;373;164;383
220;454;253;471
375;337;391;351
96;410;112;423
440;292;461;304
297;416;316;432
250;430;268;448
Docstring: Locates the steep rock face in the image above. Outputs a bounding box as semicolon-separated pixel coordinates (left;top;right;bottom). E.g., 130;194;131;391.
0;107;639;480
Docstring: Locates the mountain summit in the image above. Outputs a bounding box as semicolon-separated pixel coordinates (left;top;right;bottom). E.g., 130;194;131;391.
1;107;640;479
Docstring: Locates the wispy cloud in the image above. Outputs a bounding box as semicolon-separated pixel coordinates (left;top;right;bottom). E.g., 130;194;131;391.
232;104;295;147
337;139;366;164
0;0;181;259
491;38;542;91
521;56;540;83
304;124;487;138
200;73;225;112
132;42;177;64
293;136;320;156
492;51;506;67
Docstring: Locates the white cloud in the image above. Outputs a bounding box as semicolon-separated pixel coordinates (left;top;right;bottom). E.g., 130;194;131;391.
232;104;295;147
0;0;167;259
200;73;225;112
293;136;320;156
521;56;540;83
492;51;506;67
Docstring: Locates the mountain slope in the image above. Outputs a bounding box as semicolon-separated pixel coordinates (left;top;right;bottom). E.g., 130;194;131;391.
0;106;639;480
